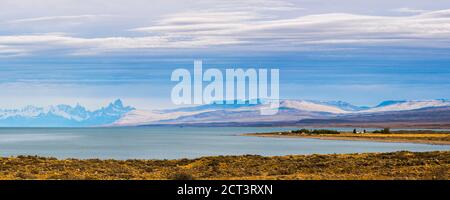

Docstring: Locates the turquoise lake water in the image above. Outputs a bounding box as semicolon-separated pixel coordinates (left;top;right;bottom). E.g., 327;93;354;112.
0;127;448;159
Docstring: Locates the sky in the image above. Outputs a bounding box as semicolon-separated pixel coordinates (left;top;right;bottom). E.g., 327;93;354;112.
1;0;450;110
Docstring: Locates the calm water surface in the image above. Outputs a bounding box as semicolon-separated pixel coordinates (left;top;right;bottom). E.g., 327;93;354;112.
0;127;448;159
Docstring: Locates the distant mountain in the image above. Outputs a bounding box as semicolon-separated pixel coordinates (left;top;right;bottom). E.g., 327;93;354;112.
279;100;350;113
313;100;370;111
115;99;347;126
374;100;408;108
296;106;450;128
120;99;450;127
160;99;263;113
362;99;450;113
0;99;134;127
1;99;449;127
157;108;336;124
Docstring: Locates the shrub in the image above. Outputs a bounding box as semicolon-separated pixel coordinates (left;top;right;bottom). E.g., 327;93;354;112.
310;129;340;134
291;129;339;134
168;172;195;180
373;128;391;134
292;129;310;134
15;172;37;180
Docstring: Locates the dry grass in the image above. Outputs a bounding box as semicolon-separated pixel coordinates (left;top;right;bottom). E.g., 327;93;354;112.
246;132;450;145
320;133;450;143
338;133;449;139
0;151;448;180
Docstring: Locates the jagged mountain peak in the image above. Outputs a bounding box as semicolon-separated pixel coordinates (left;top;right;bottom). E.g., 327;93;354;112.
0;100;135;127
2;98;450;127
112;99;124;107
100;99;134;115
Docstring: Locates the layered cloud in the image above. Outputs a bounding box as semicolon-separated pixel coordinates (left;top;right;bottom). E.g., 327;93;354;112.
392;7;429;14
6;15;113;24
133;9;450;47
0;0;450;56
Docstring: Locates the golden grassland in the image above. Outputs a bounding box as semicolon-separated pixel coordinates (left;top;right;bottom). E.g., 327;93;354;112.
0;151;448;180
245;132;450;145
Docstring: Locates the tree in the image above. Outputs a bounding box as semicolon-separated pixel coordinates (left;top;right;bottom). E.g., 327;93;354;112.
353;129;357;134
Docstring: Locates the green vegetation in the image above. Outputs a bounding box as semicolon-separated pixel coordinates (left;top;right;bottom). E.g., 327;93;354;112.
373;128;391;134
0;151;448;180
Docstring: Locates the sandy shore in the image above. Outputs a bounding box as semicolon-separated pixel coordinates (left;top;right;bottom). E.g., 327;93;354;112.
243;133;450;145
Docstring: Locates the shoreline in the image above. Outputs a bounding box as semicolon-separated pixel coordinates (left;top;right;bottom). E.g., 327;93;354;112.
242;133;450;145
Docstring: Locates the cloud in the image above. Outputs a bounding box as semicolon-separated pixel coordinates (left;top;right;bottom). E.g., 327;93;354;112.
131;9;450;48
1;6;450;56
392;7;429;14
200;0;303;12
0;45;29;57
0;32;243;56
6;15;113;24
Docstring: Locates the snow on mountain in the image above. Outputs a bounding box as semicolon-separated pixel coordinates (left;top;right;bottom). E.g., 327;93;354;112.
0;99;134;127
114;100;351;126
113;109;208;126
157;108;337;124
279;100;350;114
161;99;355;114
1;99;449;127
127;99;450;125
312;100;370;111
160;99;263;113
374;100;408;108
363;99;450;113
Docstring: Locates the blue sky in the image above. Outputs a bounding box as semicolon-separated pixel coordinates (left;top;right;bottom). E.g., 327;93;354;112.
1;0;450;110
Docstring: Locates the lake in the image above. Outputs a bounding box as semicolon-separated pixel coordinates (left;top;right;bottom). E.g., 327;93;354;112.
0;127;448;159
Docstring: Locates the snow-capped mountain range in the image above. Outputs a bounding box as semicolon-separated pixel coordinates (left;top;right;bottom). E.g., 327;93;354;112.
0;99;449;127
0;99;134;127
114;99;450;126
